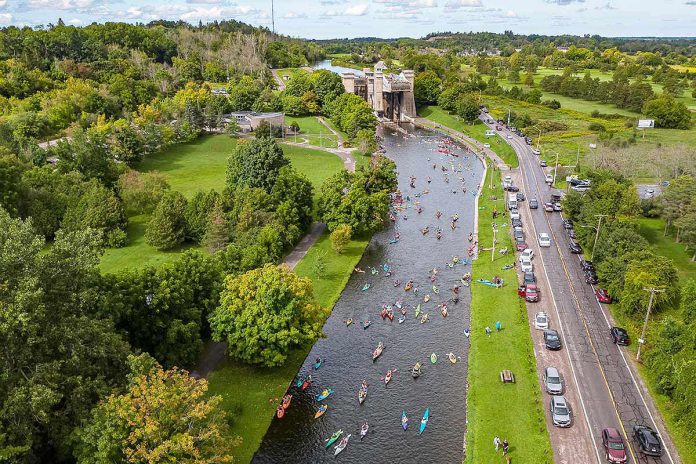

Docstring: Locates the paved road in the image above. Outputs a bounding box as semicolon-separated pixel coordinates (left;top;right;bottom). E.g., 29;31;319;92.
486;117;680;464
270;69;286;91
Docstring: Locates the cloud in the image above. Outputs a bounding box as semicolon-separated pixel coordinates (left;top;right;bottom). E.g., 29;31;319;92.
504;9;517;17
320;0;346;4
595;2;616;9
375;0;437;6
0;0;6;7
324;3;368;16
0;12;11;24
686;0;696;4
546;0;584;4
444;0;483;9
283;11;308;19
24;0;94;9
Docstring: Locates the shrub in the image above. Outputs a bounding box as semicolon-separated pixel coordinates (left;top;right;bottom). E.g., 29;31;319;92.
330;224;352;254
588;122;606;132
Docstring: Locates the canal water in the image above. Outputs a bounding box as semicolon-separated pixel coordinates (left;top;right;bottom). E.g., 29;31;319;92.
312;59;364;76
254;129;485;463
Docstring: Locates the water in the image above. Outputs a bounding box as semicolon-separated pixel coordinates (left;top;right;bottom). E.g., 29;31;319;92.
254;129;485;463
312;59;364;76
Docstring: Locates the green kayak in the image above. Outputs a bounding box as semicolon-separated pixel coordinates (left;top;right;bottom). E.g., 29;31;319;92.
430;353;437;364
325;430;343;447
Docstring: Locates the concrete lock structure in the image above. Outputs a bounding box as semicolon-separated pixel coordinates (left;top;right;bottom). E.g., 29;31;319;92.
341;61;416;122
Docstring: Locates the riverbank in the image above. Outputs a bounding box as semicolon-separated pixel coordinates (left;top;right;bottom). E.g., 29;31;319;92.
465;164;552;463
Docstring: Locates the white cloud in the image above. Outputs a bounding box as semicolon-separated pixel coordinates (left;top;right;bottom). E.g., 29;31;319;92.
504;9;517;17
0;12;11;24
26;0;94;9
283;11;307;19
375;0;437;6
324;3;368;16
0;0;6;7
444;0;482;9
67;18;83;24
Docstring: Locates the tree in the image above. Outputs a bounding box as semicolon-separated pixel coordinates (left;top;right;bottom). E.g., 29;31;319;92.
661;175;695;231
643;94;692;129
118;170;170;214
308;69;344;108
618;254;679;319
330;224;352;254
74;354;233;464
507;68;521;83
185;190;220;243
271;166;314;232
674;212;696;261
313;249;327;277
523;71;535;87
455;93;481;124
210;264;327;367
354;128;377;156
226;137;289;192
145;191;188;250
0;154;27;216
202;200;230;253
414;70;442;105
62;181;127;247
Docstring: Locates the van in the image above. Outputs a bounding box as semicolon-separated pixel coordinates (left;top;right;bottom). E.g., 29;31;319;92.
508;193;518;210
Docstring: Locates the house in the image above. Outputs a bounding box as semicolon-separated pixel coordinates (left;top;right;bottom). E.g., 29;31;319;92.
224;111;285;132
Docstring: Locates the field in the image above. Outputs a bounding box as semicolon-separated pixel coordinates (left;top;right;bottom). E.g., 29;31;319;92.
465;164;552;464
206;233;369;464
636;217;696;281
99;136;345;273
417;105;519;167
285;115;338;148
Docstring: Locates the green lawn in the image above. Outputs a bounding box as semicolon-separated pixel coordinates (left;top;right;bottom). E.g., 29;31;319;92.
636;217;696;281
206;233;369;463
284;116;338;148
100;137;345;273
418;105;519;167
466;164;552;464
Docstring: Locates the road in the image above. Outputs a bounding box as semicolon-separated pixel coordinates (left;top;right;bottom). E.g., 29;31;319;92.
484;116;680;464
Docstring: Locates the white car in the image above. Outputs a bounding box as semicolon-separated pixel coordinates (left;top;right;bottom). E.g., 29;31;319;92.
507;134;513;139
504;175;512;183
545;174;554;184
483;143;491;148
532;148;541;155
534;311;549;330
538;233;551;247
519;248;534;262
520;257;533;273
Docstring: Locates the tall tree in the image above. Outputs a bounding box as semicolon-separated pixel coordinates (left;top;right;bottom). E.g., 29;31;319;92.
226;137;289;192
145;191;188;250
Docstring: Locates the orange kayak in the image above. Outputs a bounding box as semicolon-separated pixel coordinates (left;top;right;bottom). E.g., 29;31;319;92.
276;406;285;419
315;404;328;419
282;394;292;410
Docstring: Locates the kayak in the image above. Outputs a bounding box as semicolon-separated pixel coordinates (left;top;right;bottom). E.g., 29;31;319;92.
441;306;448;317
360;422;369;439
398;314;406;324
448;352;457;364
430;353;437;364
358;388;367;404
315;404;328;419
325;430;343;447
295;377;304;388
420;313;429;324
402;410;409;430
386;309;394;321
419;408;430;434
424;294;431;303
432;285;439;294
372;342;384;361
361;283;370;291
464;329;470;338
282;394;292;410
314;359;322;370
405;282;413;291
415;304;421;317
411;362;422;378
334;434;351;456
395;300;403;309
345;319;353;326
371;267;378;275
384;369;393;385
316;389;334;401
362;320;371;329
301;376;312;390
276;406;285;419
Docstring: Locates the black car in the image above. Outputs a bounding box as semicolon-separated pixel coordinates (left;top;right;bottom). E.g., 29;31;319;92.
584;268;598;284
563;219;573;229
610;327;630;345
523;272;536;285
568;241;583;254
580;259;594;271
516;192;525;201
633;425;663;457
530;198;539;209
508;185;520;192
567;228;576;239
544;329;562;350
511;218;523;228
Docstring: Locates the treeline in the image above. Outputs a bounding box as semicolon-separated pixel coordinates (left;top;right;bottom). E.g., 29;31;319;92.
562;171;696;437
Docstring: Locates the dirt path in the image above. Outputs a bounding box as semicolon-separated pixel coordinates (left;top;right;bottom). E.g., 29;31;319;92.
270;69;286;91
282;139;356;173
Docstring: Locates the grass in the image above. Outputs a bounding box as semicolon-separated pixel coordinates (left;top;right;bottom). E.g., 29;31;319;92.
100;136;346;273
465;164;552;464
636;217;696;282
285;116;338;148
417;105;519;167
206;233;369;463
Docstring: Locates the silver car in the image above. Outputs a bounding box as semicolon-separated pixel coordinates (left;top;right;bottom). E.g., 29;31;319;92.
543;367;563;395
550;396;572;427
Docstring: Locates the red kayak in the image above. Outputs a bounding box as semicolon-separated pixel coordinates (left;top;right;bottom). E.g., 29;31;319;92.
301;376;312;390
384;369;393;385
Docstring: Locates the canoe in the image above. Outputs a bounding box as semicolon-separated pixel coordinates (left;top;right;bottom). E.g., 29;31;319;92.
419;408;430;434
424;295;431;303
395;300;403;309
441;307;448;317
362;320;371;329
301;376;312;390
380;308;388;320
384;370;392;385
402;410;409;430
334;434;351;456
404;282;413;291
430;353;437;364
448;352;457;364
325;430;343;447
316;389;334;401
386;310;394;321
398;314;406;324
360;422;369;440
371;267;378;275
372;342;384;361
314;359;322;370
276;406;285;419
282;394;292;410
315;404;328;419
345;319;353;326
420;313;429;324
411;362;422;378
358;388;367;404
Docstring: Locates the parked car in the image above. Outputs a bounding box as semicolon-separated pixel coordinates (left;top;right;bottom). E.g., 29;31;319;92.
508;185;520;192
633;425;663;457
523;272;536;285
610;327;629;345
544;202;554;212
483;143;490;148
567;228;576;239
563;219;573;229
532;148;541;155
520;256;533;273
550;396;572;427
553;202;562;212
602;428;628;463
511;218;523;228
513;229;525;241
507;134;513;139
584;268;598;284
580;259;594;271
543;367;563;395
520;248;534;261
518;284;540;302
496;125;503;131
545;175;554;185
544;329;562;350
534;311;549;329
538;233;551;247
569;241;583;254
572;184;591;193
515;240;529;252
509;209;520;220
595;288;613;304
540;160;547;167
516;192;525;201
529;198;539;209
525;137;533;145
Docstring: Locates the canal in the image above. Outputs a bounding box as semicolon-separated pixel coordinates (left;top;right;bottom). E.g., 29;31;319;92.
253;128;485;463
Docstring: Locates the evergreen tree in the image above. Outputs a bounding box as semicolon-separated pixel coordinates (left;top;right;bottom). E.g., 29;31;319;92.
145;191;188;250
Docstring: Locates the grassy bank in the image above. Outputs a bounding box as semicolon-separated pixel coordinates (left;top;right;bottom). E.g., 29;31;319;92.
636;217;696;281
418;105;519;168
285;116;338;148
465;164;552;464
207;233;369;463
100;136;345;273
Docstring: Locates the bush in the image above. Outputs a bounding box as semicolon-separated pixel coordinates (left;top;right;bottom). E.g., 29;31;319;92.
106;229;128;248
588;122;606;132
330;224;352;254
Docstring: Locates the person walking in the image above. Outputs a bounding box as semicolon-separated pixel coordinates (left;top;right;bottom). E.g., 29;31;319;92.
494;436;501;452
502;439;509;455
496;321;502;332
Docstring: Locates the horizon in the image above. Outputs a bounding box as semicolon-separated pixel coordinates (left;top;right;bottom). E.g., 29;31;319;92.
1;0;696;40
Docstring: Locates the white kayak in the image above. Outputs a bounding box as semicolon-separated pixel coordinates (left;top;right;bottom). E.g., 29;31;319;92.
334;434;351;456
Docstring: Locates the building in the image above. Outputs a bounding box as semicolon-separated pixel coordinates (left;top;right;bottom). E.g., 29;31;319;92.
341;61;416;122
224;111;285;132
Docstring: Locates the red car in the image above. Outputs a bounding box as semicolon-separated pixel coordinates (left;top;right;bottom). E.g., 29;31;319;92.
518;284;540;302
602;428;627;463
515;241;528;252
595;288;612;304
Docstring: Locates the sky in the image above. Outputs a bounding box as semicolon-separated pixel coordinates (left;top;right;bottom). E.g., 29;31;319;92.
1;0;695;39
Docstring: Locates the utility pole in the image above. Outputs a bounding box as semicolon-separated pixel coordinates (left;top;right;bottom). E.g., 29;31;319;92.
271;0;275;35
636;287;665;361
552;152;559;186
590;214;608;261
507;108;511;127
491;222;497;262
575;144;580;171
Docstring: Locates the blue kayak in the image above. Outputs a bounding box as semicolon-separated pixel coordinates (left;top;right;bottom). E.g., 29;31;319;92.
402;410;408;431
314;358;322;369
419;408;429;434
316;389;334;401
